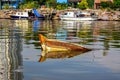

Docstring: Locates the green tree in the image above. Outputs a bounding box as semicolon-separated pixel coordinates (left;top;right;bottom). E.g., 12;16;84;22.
56;3;68;10
37;0;46;5
77;0;88;10
19;1;38;9
100;1;112;8
3;4;9;9
113;0;120;9
87;0;94;8
24;0;46;6
45;0;57;8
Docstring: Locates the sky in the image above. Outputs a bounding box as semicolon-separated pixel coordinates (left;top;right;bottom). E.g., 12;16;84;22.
57;0;67;3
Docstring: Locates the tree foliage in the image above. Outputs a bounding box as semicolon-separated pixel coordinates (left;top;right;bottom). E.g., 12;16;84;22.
100;0;120;10
100;2;112;8
113;0;120;9
22;0;57;8
45;0;57;8
55;3;68;10
10;0;120;10
19;1;38;9
3;4;9;9
87;0;94;8
77;0;88;10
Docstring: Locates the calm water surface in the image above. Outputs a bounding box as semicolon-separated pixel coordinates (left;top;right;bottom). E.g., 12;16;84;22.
0;19;120;80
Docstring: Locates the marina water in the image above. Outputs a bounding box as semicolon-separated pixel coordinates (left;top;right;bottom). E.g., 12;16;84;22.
0;19;120;80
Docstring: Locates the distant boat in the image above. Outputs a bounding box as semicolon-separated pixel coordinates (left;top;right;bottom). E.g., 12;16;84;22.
38;34;91;52
10;9;44;19
60;11;98;21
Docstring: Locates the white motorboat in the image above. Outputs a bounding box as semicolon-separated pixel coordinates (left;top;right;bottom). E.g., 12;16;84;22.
60;11;98;21
10;11;29;19
10;9;44;19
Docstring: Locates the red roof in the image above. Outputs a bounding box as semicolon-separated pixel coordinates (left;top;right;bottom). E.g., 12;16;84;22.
95;0;113;3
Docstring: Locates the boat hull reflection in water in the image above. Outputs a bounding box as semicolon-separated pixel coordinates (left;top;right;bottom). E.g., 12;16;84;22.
39;50;90;62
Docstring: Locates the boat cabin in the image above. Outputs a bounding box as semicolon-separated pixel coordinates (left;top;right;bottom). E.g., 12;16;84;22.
15;12;29;17
11;10;35;19
10;9;44;19
61;11;91;18
62;12;75;18
60;11;98;21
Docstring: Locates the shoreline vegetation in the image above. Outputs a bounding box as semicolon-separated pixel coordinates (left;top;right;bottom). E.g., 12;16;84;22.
0;8;120;21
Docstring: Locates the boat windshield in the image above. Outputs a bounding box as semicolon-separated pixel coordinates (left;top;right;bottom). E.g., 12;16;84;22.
64;13;68;15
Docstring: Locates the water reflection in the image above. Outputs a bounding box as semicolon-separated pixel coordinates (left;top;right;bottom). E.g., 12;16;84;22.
11;19;120;57
56;28;67;40
33;20;40;32
20;20;120;57
92;21;120;53
1;19;120;80
14;20;29;34
59;21;93;42
0;20;23;80
39;50;90;62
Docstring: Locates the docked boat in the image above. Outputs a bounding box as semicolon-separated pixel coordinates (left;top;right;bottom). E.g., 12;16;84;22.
10;9;44;19
60;11;98;21
10;11;29;19
38;34;91;52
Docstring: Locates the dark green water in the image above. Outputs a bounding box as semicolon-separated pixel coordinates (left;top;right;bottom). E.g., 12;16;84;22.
0;19;120;80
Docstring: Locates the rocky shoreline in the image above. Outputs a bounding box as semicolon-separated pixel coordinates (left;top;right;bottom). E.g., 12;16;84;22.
0;9;120;21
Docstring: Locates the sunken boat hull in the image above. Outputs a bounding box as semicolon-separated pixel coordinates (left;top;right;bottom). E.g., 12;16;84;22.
38;34;91;52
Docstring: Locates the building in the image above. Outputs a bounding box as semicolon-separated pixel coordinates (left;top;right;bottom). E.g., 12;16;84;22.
0;0;23;9
57;0;67;3
94;0;113;9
